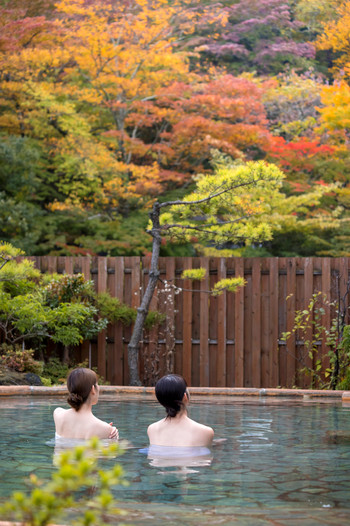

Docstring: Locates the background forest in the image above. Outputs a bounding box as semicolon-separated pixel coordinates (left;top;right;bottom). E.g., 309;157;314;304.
1;0;350;258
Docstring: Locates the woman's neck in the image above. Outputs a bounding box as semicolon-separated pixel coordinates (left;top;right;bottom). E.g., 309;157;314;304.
77;401;93;413
169;409;188;420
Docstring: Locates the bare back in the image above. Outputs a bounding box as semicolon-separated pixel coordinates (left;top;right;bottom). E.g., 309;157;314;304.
54;407;115;439
147;414;214;447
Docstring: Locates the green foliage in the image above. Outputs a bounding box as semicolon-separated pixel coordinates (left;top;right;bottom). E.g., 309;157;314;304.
96;292;165;330
42;358;70;385
48;303;107;347
0;242;24;264
44;274;96;307
96;293;137;327
0;438;126;526
336;324;350;389
281;292;349;389
158;156;331;257
211;277;246;296
336;368;350;390
144;310;166;330
39;376;52;386
159;159;286;247
0;344;44;375
0;243;40;296
0;290;49;345
181;268;207;281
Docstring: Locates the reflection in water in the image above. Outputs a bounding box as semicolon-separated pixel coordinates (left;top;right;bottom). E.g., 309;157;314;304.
237;416;273;454
47;436;124;465
144;445;213;474
1;399;350;516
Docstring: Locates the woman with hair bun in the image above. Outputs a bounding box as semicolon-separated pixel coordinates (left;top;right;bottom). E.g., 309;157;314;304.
53;367;118;440
147;374;214;447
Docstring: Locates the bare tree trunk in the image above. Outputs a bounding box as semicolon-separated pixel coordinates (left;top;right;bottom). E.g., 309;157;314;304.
127;202;161;385
63;345;70;364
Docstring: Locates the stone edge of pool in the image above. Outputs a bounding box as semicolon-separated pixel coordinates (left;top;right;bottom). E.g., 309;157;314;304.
0;385;349;402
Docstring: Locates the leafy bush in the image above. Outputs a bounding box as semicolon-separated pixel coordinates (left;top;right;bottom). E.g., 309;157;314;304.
97;292;165;329
96;293;137;326
0;438;126;526
0;344;44;375
144;310;166;329
43;273;96;307
42;358;70;385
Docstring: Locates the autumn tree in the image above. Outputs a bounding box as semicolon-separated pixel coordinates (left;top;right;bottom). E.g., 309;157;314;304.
0;0;278;256
127;156;332;384
316;0;350;80
189;0;316;74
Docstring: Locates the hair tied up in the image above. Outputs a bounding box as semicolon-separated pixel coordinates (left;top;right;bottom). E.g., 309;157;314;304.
166;406;179;418
67;393;84;410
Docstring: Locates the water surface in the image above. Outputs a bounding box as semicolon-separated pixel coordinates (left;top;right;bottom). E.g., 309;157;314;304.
0;397;349;525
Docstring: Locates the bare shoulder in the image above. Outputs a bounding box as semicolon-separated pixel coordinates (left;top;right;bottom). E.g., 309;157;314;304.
147;419;163;435
190;419;214;444
91;415;114;438
53;407;66;419
198;421;214;435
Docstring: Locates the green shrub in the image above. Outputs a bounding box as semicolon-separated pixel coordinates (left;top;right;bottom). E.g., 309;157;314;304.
39;376;52;387
0;344;44;375
0;438;126;526
96;292;137;326
42;358;70;385
144;310;166;329
336;368;350;390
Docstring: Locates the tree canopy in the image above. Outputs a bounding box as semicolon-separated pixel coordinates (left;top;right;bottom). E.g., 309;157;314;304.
0;0;349;257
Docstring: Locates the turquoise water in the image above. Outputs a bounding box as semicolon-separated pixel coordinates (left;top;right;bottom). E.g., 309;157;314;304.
0;397;349;525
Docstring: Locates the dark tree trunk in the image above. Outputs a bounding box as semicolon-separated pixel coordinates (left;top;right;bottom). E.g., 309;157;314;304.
127;202;161;385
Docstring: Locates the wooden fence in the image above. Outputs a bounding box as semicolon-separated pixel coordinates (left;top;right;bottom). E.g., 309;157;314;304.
28;256;348;388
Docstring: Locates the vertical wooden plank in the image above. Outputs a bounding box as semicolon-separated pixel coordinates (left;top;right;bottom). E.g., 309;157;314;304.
338;258;348;326
244;259;252;387
302;258;313;388
269;258;279;387
226;258;235;387
217;258;227;387
286;258;296;387
80;257;91;281
97;257;107;379
191;257;201;386
321;258;331;371
260;259;270;388
278;258;287;386
182;258;192;385
130;256;141;309
157;258;167;379
174;257;183;376
128;256;141;384
106;257;123;385
199;258;209;386
80;257;91;367
113;258;125;385
47;256;57;274
64;257;74;275
234;258;244;387
165;258;176;376
251;258;261;387
122;257;131;384
147;256;160;385
138;258;147;385
209;257;217;386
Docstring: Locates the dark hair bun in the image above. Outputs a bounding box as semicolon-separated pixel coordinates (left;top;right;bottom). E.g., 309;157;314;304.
67;393;84;410
66;368;97;411
166;406;179;418
155;374;187;418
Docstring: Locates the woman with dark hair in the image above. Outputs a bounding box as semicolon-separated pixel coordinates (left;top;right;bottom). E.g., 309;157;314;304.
53;367;118;440
147;374;214;447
